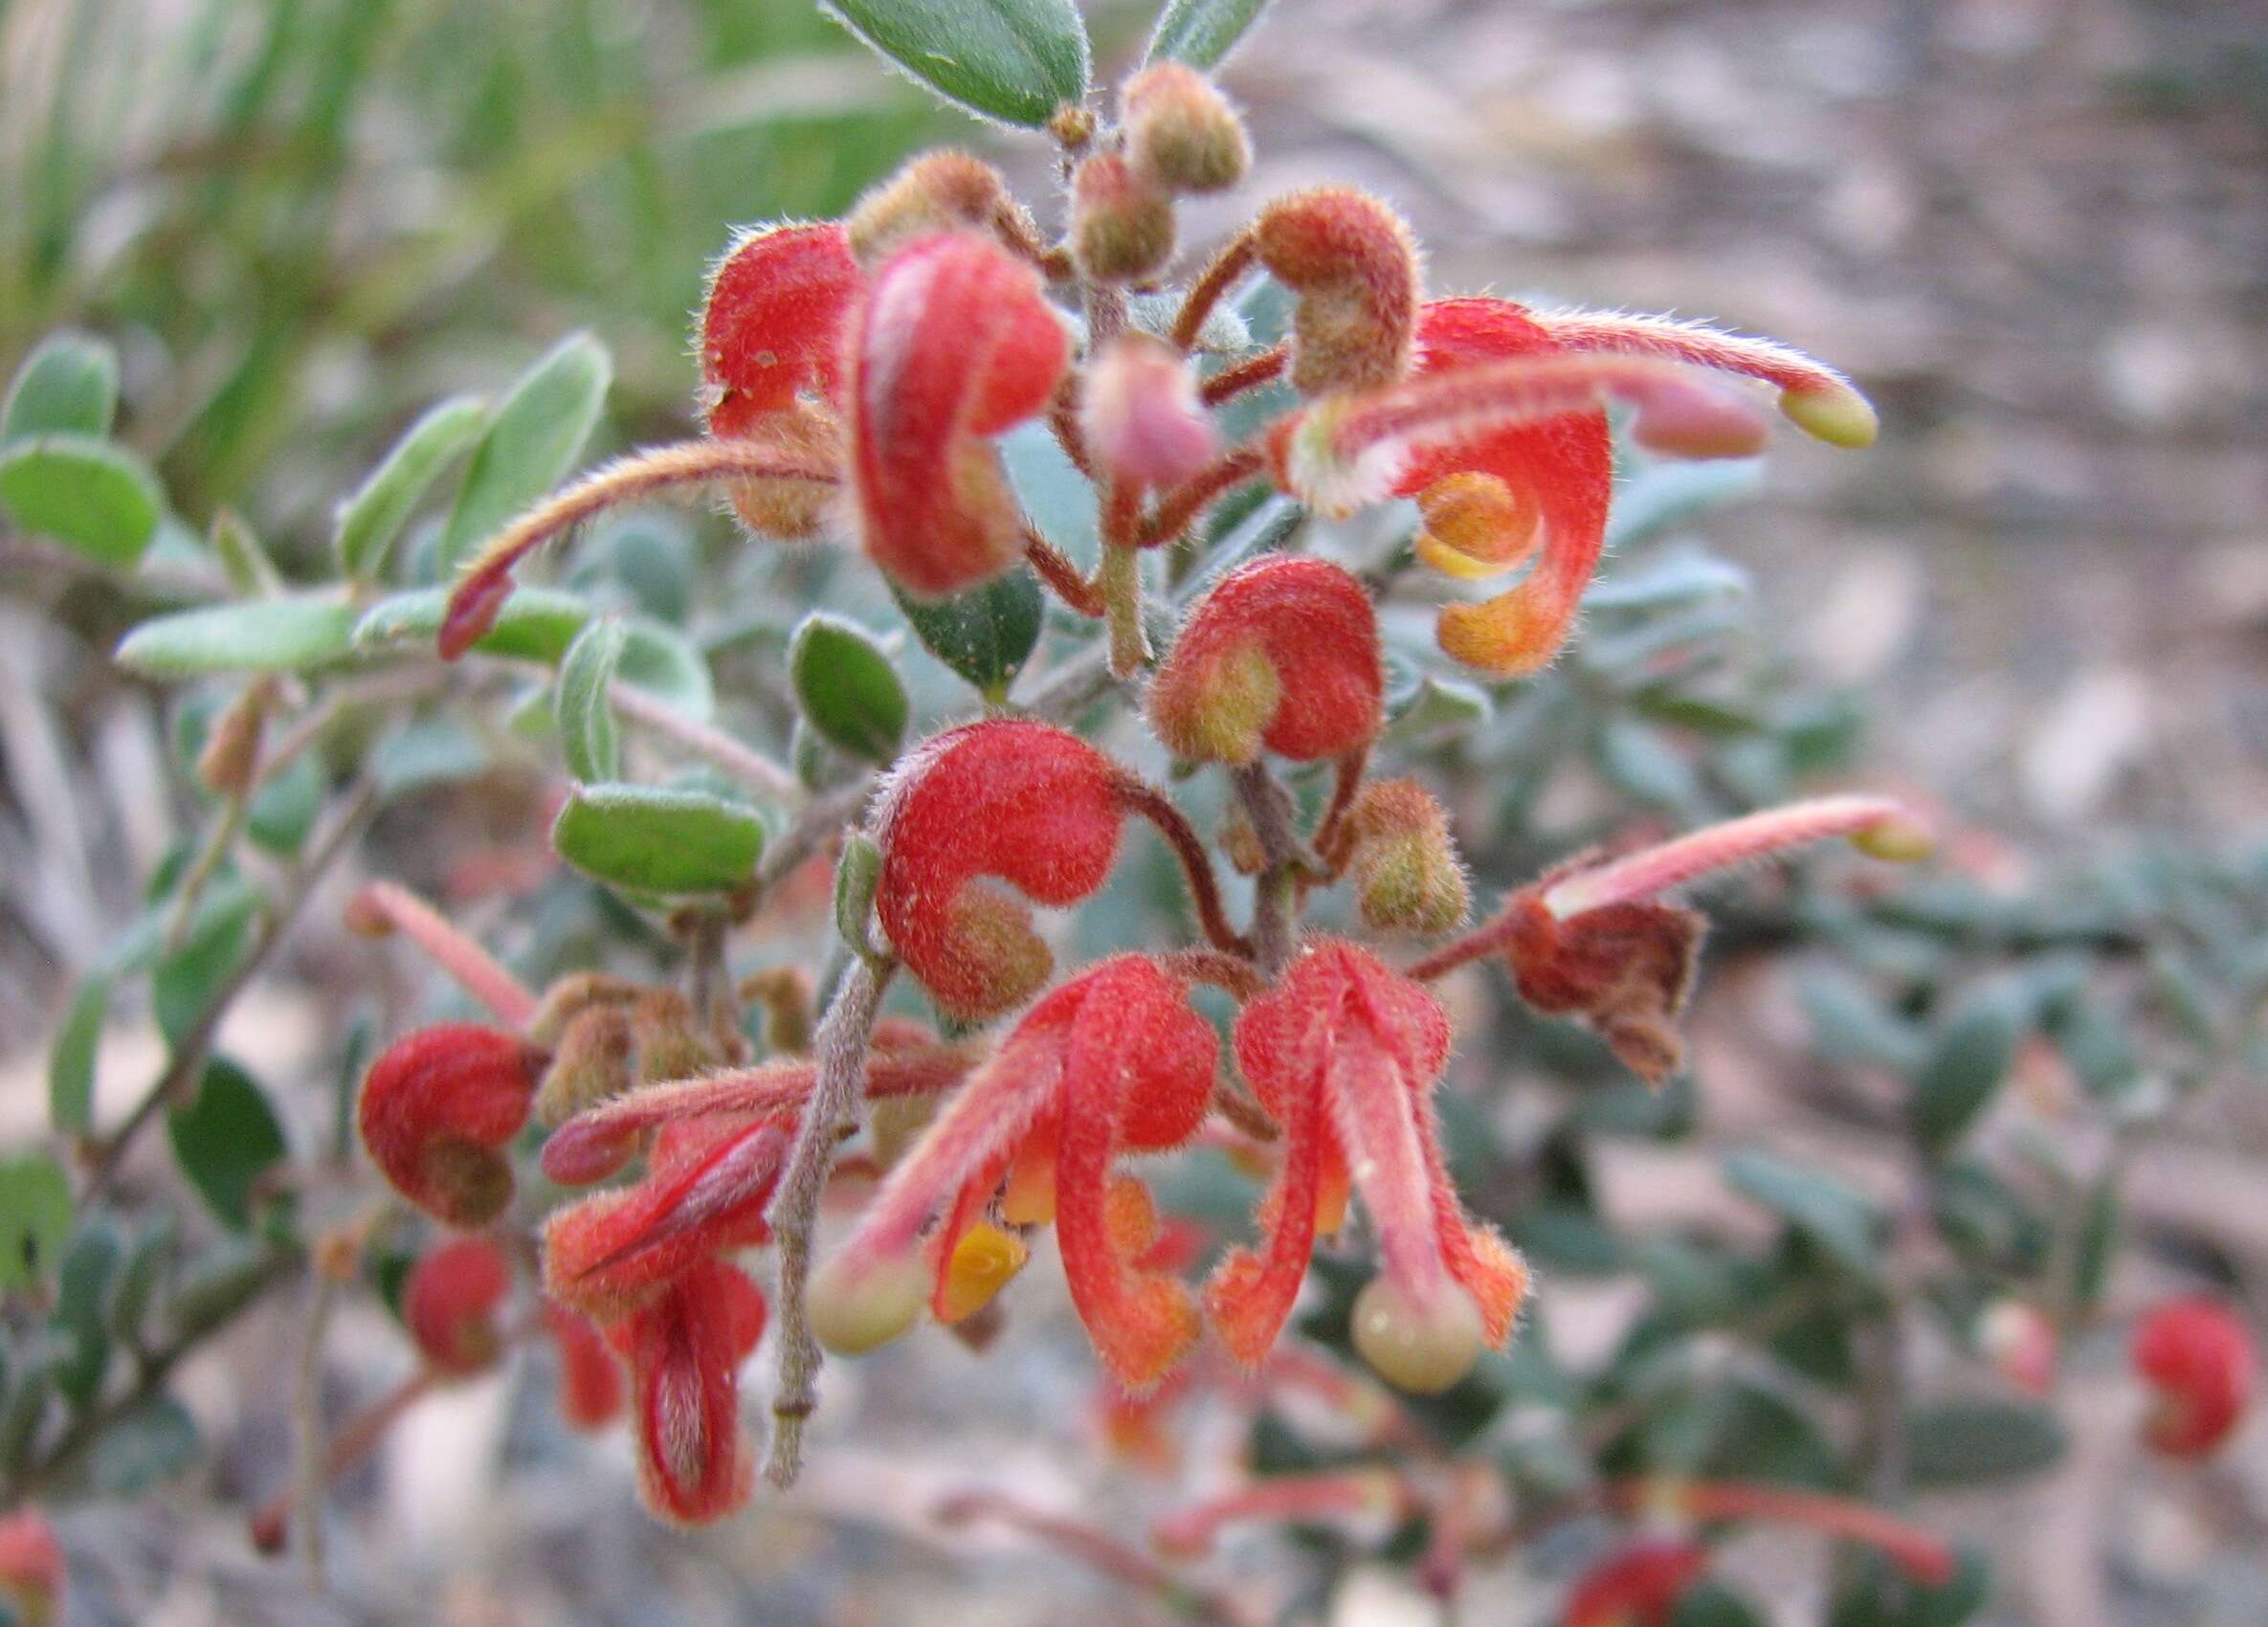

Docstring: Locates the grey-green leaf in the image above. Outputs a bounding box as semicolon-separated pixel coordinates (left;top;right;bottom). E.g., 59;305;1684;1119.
1904;1397;2067;1488
835;830;885;958
551;783;765;894
789;613;907;765
556;617;628;782
822;0;1089;126
335;393;487;581
3;330;120;441
1145;0;1273;68
116;595;358;676
1912;981;2028;1154
894;571;1042;701
1723;1148;1883;1278
435;334;610;575
0;435;162;567
49;972;110;1134
167;1059;291;1232
0;1155;74;1294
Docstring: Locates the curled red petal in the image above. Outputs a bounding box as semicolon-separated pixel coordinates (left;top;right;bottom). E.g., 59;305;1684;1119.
357;1025;543;1228
402;1236;513;1377
700;220;862;422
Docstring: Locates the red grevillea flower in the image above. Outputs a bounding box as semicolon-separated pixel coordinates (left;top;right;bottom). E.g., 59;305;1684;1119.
2133;1295;2256;1459
1209;940;1527;1393
1250;188;1422;397
1562;1541;1708;1627
543;1113;789;1323
0;1508;63;1627
873;719;1128;1021
699;220;862;435
357;1025;545;1228
1492;796;1929;1083
848;232;1069;598
810;955;1217;1392
1147;557;1384;767
545;1300;626;1431
607;1257;768;1524
402;1237;513;1377
1082;335;1219;491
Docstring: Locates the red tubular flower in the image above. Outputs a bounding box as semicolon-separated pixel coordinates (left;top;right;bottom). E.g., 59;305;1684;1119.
543;1114;791;1322
1562;1541;1709;1627
848;232;1069;597
700;220;862;435
1147;557;1384;767
402;1237;513;1378
357;1025;545;1227
873;720;1129;1021
809;955;1217;1392
608;1257;767;1524
544;1299;626;1430
0;1508;63;1627
2133;1295;2257;1459
1208;941;1528;1393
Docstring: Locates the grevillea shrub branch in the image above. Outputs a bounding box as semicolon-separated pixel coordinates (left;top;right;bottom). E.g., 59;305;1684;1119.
56;9;2244;1620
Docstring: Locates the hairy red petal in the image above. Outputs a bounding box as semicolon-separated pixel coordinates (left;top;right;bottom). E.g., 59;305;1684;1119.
700;220;863;423
614;1259;765;1525
358;1025;543;1228
403;1236;513;1377
2134;1295;2257;1459
545;1299;626;1430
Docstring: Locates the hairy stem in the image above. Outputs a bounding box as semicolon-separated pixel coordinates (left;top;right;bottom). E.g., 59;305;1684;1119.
1171;233;1257;353
1114;778;1252;961
1233;762;1308;978
1199;344;1287;407
1137;444;1267;549
348;879;538;1027
610;680;802;802
1024;527;1107;618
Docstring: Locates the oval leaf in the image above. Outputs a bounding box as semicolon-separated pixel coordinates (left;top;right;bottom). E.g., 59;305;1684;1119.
3;330;121;441
0;1155;74;1294
116;594;358;676
0;435;162;567
894;570;1041;702
166;1059;290;1232
556;617;628;782
789;613;907;765
822;0;1088;126
1912;981;2028;1154
1903;1397;2067;1488
334;393;487;581
1145;0;1273;68
48;973;110;1134
435;333;611;575
551;783;765;894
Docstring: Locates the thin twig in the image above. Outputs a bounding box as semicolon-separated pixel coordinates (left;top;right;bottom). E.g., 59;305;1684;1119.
1233;762;1308;977
609;680;803;803
290;1273;339;1589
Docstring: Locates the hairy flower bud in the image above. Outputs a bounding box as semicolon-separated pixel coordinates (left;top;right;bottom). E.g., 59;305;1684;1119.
845;150;1030;267
403;1237;513;1377
1345;779;1469;936
609;1259;767;1524
1082;335;1219;489
1072;153;1175;283
849;234;1070;598
196;678;273;798
873;720;1129;1020
1251;188;1421;396
0;1509;63;1627
545;1299;625;1430
1122;63;1250;194
358;1025;544;1228
1149;556;1383;766
534;1004;634;1129
2133;1295;2256;1459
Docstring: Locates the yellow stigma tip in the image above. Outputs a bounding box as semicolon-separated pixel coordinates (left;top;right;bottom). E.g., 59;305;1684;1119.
1780;384;1879;450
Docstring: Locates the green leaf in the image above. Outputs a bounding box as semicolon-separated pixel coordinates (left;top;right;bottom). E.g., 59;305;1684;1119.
555;617;628;782
1903;1397;2066;1488
0;435;163;567
1595;718;1701;811
1723;1149;1883;1278
116;595;358;676
835;830;885;957
152;884;257;1046
0;1156;74;1294
789;613;908;765
2069;1181;2119;1312
1675;1583;1768;1627
1799;970;1928;1074
822;0;1089;126
49;1221;122;1407
435;333;610;575
551;783;765;895
210;507;282;597
167;1237;281;1340
616;621;715;721
1145;0;1273;67
49;972;109;1134
334;392;487;580
110;1217;176;1351
1912;981;2027;1154
1386;675;1492;746
371;720;491;799
894;571;1042;701
354;584;589;660
3;330;120;440
167;1059;290;1231
56;1393;199;1499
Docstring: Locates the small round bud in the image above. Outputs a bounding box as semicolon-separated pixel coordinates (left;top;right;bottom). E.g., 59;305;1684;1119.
935;1221;1030;1325
1412;472;1540;580
1350;1274;1484;1394
1072;153;1175;283
1345;779;1469;936
1252;188;1421;396
534;1004;634;1128
846;150;1028;267
0;1509;63;1627
630;990;713;1082
809;1251;927;1355
404;1237;513;1377
1122;63;1251;194
2133;1295;2256;1459
1979;1300;2057;1394
1082;334;1219;489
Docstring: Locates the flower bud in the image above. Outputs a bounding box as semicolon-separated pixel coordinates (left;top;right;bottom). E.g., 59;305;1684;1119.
1345;779;1469;936
358;1025;544;1228
1251;188;1420;396
534;1004;634;1128
545;1299;625;1430
2133;1295;2256;1459
630;989;714;1082
717;403;840;540
1072;153;1175;283
0;1509;63;1627
196;678;273;798
403;1237;513;1378
873;721;1128;1021
1081;335;1219;489
738;966;814;1055
1149;556;1383;766
525;971;644;1046
1122;63;1250;195
1979;1299;2057;1395
845;150;1031;267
